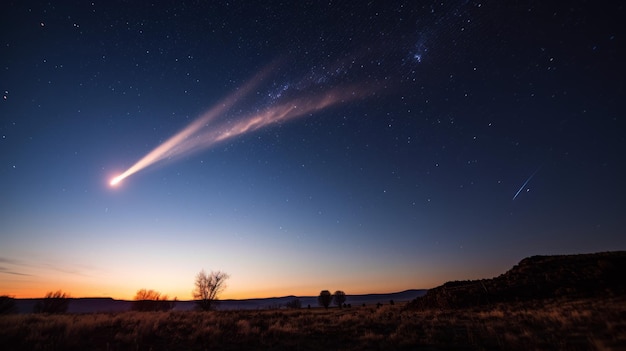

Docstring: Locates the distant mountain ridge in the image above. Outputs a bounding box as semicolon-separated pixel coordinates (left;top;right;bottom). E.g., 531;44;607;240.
407;251;626;310
13;289;426;314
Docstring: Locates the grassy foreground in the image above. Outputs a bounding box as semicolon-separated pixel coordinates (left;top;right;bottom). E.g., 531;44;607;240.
1;296;624;350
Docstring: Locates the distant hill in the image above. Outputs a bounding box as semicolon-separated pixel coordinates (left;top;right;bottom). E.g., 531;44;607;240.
14;298;132;314
213;289;427;311
13;289;426;314
407;251;626;310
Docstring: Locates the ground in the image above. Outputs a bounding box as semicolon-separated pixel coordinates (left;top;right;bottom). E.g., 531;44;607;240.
1;296;624;350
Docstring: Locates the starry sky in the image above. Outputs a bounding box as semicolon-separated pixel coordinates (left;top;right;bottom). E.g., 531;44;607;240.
1;1;625;300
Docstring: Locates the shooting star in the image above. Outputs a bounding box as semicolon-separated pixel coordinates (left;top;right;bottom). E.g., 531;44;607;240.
512;166;542;200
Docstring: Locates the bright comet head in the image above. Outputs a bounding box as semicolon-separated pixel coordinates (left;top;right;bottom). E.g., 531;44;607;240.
110;175;123;187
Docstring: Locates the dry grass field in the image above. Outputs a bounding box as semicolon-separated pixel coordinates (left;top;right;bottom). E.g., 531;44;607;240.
3;252;624;350
1;296;624;350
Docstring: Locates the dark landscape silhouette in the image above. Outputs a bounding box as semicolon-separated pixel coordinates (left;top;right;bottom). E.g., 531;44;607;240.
10;289;427;314
1;251;625;350
407;251;626;310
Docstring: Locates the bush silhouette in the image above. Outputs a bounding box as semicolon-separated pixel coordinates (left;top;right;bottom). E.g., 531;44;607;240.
0;296;17;315
318;290;332;309
132;289;175;311
33;291;70;314
333;290;346;308
285;298;302;309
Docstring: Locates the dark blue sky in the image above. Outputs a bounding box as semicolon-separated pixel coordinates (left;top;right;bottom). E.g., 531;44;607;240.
1;1;625;299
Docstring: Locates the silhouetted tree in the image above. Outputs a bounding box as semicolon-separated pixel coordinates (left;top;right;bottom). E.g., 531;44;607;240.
193;269;229;311
318;290;332;309
33;291;70;314
333;290;346;308
285;298;302;309
132;289;176;311
0;296;17;315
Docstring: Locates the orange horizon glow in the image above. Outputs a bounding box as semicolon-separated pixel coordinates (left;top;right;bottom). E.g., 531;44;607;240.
1;282;437;301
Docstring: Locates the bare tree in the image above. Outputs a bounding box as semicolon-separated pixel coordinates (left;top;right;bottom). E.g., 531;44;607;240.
193;270;229;311
318;290;332;309
33;291;70;314
333;290;346;308
132;289;176;311
134;289;161;300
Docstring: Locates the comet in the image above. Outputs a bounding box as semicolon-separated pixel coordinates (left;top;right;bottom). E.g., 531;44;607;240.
512;166;542;200
107;64;274;187
108;62;374;187
110;175;123;187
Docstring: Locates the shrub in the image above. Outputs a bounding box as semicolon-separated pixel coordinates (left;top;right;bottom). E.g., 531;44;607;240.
0;296;17;314
132;289;176;311
333;290;347;308
285;298;302;309
33;291;70;314
318;290;332;309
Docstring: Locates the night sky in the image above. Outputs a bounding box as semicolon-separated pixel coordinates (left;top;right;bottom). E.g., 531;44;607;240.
1;1;625;300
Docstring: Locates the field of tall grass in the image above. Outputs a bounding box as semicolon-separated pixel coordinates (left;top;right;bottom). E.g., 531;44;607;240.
1;296;624;350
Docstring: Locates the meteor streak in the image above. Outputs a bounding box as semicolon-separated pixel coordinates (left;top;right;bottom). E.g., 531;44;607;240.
512;166;541;200
109;64;371;187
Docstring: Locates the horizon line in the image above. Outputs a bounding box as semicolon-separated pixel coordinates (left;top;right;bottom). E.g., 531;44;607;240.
3;288;428;301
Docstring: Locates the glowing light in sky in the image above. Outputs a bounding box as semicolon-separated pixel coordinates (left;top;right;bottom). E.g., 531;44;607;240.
512;166;542;200
110;63;372;186
109;64;273;186
110;175;123;186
